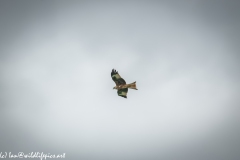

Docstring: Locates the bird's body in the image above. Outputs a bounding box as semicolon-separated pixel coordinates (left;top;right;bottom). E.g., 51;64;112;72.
113;82;137;90
111;69;137;98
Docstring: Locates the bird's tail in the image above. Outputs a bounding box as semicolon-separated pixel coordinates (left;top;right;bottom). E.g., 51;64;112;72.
128;81;138;90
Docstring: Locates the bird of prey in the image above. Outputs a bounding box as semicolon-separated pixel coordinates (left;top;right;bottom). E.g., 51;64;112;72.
111;69;137;98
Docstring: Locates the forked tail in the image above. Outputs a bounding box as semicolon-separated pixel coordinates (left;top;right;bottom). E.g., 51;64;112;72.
128;81;138;90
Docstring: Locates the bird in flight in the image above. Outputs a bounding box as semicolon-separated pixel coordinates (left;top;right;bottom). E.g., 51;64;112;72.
111;69;138;98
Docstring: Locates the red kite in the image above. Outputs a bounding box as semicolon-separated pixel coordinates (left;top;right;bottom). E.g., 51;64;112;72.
111;69;137;98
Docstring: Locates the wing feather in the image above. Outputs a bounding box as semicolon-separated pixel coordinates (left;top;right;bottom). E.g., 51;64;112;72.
111;69;126;86
117;88;128;98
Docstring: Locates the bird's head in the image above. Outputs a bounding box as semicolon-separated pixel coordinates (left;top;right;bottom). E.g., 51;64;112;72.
113;86;117;90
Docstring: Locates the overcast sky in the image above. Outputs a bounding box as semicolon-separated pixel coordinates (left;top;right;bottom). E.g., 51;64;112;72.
0;0;240;160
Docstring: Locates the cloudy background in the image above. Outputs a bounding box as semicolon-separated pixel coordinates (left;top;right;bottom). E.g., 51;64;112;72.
0;0;240;160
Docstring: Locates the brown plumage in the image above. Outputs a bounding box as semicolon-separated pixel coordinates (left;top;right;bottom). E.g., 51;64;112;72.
111;69;138;98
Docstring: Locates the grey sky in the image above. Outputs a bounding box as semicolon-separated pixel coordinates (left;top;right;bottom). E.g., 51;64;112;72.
0;1;240;160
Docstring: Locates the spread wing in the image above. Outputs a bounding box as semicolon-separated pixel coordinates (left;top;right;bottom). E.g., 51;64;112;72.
111;69;126;86
117;88;128;98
